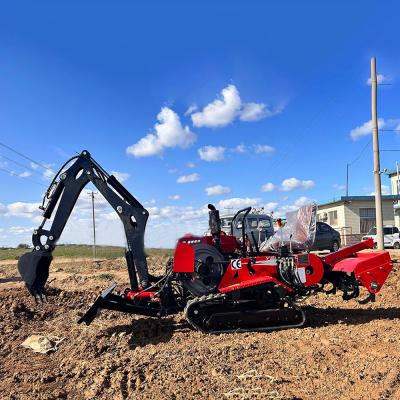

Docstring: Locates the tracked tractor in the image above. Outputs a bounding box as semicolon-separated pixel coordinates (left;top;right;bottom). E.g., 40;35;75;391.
17;151;393;333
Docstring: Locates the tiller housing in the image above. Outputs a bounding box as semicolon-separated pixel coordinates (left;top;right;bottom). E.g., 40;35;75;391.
18;151;393;333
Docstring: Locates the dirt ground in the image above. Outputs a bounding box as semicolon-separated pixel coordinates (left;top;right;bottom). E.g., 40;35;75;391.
0;253;399;400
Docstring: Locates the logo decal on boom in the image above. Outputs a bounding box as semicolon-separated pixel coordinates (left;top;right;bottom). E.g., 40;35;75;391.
231;259;242;270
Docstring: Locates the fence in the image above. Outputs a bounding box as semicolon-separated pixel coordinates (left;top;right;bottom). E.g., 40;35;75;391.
336;226;364;247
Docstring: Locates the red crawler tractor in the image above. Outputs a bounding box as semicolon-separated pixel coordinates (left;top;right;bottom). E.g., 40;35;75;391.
18;151;393;333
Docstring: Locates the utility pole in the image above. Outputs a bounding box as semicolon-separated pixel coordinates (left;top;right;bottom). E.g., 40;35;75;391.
346;163;349;197
371;57;384;250
89;191;97;260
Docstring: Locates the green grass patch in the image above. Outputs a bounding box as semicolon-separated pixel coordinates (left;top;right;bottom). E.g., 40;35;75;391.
0;244;173;260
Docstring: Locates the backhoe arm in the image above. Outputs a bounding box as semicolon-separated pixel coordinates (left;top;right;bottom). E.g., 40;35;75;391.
18;150;149;300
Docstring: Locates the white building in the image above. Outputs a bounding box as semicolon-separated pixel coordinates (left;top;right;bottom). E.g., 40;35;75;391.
386;168;400;227
316;165;400;242
317;195;400;240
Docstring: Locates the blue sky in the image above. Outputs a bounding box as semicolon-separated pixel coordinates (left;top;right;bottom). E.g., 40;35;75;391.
1;0;400;247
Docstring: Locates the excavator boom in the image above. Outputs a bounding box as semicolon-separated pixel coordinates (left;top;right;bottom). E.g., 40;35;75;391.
18;150;150;300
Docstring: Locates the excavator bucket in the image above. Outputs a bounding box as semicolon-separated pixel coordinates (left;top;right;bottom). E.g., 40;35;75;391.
17;250;52;300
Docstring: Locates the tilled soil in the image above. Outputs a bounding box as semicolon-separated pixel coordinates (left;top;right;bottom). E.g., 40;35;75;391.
0;254;399;400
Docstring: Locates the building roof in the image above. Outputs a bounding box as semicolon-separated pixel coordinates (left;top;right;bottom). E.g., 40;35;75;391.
386;169;399;177
318;195;400;208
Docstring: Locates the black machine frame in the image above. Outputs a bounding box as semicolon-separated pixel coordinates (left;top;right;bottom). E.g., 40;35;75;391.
18;150;150;296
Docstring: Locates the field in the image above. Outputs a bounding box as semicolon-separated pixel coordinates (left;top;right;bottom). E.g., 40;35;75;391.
0;245;173;260
0;252;399;399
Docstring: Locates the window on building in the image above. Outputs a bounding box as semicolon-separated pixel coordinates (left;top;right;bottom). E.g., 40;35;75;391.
317;212;328;222
328;210;338;225
360;208;376;233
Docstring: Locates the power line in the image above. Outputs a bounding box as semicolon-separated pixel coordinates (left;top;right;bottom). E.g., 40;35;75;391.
0;154;40;174
0;166;47;187
0;141;53;172
346;137;372;196
349;137;372;166
380;149;400;152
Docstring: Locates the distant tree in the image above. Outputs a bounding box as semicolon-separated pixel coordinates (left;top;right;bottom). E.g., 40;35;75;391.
17;243;30;249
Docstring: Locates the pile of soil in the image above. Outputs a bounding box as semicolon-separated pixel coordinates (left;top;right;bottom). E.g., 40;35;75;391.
0;253;399;399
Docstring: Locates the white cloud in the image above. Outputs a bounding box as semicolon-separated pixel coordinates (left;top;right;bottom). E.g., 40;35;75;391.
0;199;208;248
254;144;275;154
294;196;314;207
8;226;34;235
333;183;346;191
367;74;390;86
240;102;268;121
276;196;315;216
29;162;55;180
281;177;315;191
232;143;247;153
168;195;181;200
0;195;315;248
18;171;32;178
205;185;231;196
240;102;283;122
191;84;283;128
217;197;261;210
177;173;200;183
185;104;198;116
198;146;225;161
231;143;275;155
261;182;275;192
382;185;390;195
74;193;109;212
6;202;42;218
127;107;196;157
144;199;157;205
263;202;278;212
191;85;242;128
186;162;196;168
370;184;390;195
350;118;386;140
36;163;55;180
147;205;208;221
0;203;7;215
111;171;130;183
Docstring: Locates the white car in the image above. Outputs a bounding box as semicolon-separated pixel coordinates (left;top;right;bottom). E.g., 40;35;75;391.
362;226;400;249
